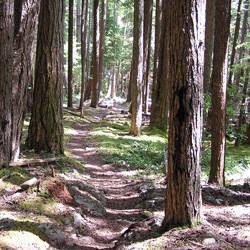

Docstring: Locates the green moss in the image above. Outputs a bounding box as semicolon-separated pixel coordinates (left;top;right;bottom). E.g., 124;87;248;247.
0;167;32;186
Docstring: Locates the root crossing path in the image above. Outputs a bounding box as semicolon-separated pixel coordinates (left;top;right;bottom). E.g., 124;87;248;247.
66;114;162;249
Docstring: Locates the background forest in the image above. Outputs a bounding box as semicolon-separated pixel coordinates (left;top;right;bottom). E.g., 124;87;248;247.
0;0;250;249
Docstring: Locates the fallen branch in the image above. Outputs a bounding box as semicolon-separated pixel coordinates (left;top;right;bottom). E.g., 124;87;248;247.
9;157;60;167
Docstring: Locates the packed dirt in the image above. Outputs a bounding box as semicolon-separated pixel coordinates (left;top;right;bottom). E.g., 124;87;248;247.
0;99;250;249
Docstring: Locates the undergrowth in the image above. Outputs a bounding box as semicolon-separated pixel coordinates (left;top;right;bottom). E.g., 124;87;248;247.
90;120;166;175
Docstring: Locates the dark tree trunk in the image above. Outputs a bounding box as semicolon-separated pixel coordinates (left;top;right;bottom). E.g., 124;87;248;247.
162;0;205;230
90;0;100;108
11;0;40;162
79;0;88;117
26;0;64;155
68;0;74;108
203;0;215;93
0;0;14;166
142;0;153;114
150;0;168;131
130;0;144;136
209;0;231;186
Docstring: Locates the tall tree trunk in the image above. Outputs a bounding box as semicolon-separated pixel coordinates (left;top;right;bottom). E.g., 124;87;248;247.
11;0;40;162
235;67;249;146
98;0;106;100
0;0;14;166
227;0;242;87
143;0;153;114
26;0;64;154
90;0;100;108
68;0;74;108
209;0;231;186
234;0;249;88
150;0;168;131
76;0;81;43
162;0;205;230
130;0;144;136
79;0;89;117
203;0;215;93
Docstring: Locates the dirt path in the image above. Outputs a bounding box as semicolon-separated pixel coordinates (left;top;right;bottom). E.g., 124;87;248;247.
66;108;162;249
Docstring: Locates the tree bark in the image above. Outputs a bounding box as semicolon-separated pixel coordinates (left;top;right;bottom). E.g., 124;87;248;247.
227;0;242;87
203;0;215;93
130;0;144;136
209;0;231;186
162;0;205;230
79;0;89;117
11;0;40;162
0;0;14;166
90;0;100;108
26;0;64;155
150;0;168;131
76;0;81;43
68;0;74;108
142;0;153;114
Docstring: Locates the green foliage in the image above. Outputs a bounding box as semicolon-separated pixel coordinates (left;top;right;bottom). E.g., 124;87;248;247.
201;141;250;180
90;120;166;175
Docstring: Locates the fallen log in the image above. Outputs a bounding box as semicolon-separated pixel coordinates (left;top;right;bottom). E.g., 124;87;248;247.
9;157;60;167
20;177;40;191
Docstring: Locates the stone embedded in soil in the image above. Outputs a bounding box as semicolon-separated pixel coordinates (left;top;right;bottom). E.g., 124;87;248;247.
38;223;65;246
203;237;216;245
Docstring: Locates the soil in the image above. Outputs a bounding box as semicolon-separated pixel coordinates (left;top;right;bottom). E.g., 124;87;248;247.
0;99;250;250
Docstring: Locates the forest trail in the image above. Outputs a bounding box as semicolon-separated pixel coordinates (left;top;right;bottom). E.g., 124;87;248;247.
65;102;163;249
0;100;250;250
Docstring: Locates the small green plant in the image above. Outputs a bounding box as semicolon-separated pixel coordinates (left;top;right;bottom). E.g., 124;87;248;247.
91;120;166;175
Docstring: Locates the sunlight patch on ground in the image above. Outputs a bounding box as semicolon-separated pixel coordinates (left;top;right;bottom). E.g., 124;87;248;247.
0;231;50;250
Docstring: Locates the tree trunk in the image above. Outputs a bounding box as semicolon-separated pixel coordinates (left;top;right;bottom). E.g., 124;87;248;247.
98;0;106;100
235;66;249;146
162;0;205;230
0;0;14;166
79;0;89;117
68;0;74;108
143;0;153;114
11;0;40;162
227;0;242;87
130;0;144;136
150;0;168;131
90;0;100;108
76;0;81;43
203;0;215;93
234;0;249;88
26;0;64;155
209;0;231;186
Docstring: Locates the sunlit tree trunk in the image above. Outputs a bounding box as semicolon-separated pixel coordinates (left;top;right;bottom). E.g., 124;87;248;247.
162;0;205;230
0;0;14;166
209;0;231;186
68;0;74;108
90;0;100;108
130;0;144;136
11;0;40;162
26;0;64;154
80;0;88;117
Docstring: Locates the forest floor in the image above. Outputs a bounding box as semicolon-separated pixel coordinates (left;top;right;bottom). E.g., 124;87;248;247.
0;98;250;249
